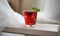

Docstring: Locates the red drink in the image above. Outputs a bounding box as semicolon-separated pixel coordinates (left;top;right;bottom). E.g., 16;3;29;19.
23;10;37;27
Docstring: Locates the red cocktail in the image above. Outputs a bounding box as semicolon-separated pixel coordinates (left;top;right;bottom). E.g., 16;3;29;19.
23;10;37;27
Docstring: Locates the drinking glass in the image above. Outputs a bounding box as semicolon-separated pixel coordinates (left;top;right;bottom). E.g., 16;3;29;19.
23;10;37;27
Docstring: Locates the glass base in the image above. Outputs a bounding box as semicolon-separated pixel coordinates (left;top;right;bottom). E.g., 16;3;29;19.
25;25;35;27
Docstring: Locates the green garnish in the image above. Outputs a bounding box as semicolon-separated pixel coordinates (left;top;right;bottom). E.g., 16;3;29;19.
32;7;40;12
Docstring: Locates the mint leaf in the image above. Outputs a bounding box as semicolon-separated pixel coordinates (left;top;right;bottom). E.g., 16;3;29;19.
32;7;40;12
37;9;40;12
32;7;37;10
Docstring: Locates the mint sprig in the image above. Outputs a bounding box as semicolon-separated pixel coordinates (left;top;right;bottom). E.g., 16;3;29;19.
32;7;40;12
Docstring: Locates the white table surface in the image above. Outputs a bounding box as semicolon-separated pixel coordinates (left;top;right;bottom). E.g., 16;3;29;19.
2;23;59;36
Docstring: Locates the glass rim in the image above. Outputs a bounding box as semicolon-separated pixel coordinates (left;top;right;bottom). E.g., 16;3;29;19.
23;10;36;12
